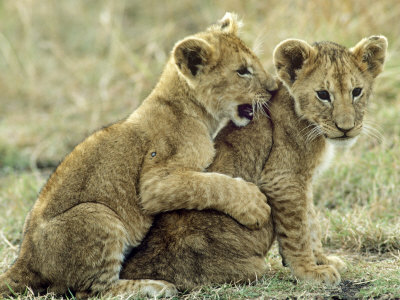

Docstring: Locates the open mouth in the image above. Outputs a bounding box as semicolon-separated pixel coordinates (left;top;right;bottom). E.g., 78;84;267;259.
238;104;254;121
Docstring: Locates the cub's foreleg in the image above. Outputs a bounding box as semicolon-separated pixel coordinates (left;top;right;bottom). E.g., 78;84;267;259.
308;204;346;272
260;172;340;285
140;168;271;230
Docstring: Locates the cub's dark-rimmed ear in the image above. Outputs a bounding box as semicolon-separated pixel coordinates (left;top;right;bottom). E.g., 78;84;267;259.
273;39;314;86
351;35;388;78
173;37;214;79
217;12;242;35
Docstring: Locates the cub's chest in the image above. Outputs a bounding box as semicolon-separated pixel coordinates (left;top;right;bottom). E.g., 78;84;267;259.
312;142;335;181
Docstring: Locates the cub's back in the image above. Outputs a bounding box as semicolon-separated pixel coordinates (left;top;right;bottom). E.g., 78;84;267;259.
32;121;149;225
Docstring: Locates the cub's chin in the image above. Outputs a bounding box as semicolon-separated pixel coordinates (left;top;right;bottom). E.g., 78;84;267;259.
327;136;359;148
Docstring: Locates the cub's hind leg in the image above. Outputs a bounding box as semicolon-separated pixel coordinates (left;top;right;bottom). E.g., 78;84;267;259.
0;259;48;297
308;204;346;272
75;279;177;299
91;279;177;298
26;203;175;298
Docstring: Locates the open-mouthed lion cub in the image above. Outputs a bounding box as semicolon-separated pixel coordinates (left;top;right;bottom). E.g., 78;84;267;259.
0;13;277;298
120;36;387;290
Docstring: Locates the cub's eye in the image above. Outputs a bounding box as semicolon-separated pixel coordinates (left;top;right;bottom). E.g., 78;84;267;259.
352;87;362;98
236;67;252;77
316;90;331;102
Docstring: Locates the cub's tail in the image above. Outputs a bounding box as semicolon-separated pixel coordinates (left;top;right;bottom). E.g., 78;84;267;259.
0;260;45;297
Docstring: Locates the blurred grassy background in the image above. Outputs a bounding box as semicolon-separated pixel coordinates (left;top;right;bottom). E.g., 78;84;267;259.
0;0;399;298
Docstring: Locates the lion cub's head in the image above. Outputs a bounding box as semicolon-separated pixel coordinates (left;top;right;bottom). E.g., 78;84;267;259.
173;13;277;127
273;36;387;146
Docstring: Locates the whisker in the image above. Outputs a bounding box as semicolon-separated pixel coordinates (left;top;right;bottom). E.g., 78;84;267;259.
252;98;262;120
300;123;318;135
363;119;383;140
303;126;315;140
305;131;315;143
251;99;258;119
362;128;379;143
305;125;323;143
301;122;316;137
252;96;269;119
306;130;316;143
364;123;383;136
364;119;384;132
362;124;383;143
252;33;266;56
312;127;323;142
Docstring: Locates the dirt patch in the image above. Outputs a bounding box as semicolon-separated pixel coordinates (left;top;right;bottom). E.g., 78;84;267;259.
327;280;371;299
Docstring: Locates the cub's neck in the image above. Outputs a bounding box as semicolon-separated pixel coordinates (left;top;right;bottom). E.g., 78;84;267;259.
269;82;332;179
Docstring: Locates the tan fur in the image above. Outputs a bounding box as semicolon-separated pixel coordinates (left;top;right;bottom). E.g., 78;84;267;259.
0;13;277;298
120;36;387;289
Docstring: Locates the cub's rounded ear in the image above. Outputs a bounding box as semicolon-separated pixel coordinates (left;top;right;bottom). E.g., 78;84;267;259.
273;39;314;86
173;37;215;79
351;35;388;78
217;12;242;35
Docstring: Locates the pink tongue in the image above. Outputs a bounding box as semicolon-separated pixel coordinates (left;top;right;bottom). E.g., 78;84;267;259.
238;104;254;121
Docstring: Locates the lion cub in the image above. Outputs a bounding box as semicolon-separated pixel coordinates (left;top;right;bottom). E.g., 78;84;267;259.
120;36;387;289
0;13;276;298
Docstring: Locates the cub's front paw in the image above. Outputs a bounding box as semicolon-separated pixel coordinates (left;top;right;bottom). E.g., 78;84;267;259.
315;253;347;273
326;255;347;273
292;264;341;285
231;179;270;230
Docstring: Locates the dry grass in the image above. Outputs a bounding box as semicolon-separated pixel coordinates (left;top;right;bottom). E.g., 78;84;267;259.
0;0;399;298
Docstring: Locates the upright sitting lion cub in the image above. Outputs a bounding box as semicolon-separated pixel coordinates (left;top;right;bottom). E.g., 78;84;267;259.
0;13;276;298
120;36;387;289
